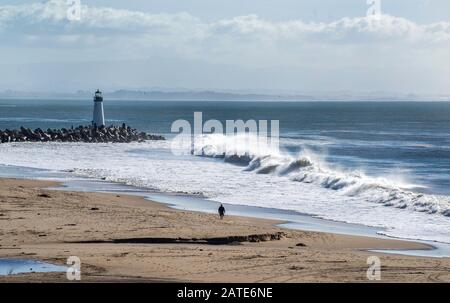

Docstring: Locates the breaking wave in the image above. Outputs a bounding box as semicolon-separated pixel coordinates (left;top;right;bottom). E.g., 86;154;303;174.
193;133;450;217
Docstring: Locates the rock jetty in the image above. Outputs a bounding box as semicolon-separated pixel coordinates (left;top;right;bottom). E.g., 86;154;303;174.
0;124;165;144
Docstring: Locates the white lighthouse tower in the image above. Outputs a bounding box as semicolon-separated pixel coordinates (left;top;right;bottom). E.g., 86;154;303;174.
92;89;105;127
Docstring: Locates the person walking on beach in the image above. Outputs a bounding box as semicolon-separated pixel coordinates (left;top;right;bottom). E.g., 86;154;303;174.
218;204;226;219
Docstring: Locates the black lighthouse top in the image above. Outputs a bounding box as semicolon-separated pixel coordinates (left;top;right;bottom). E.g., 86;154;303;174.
94;89;103;102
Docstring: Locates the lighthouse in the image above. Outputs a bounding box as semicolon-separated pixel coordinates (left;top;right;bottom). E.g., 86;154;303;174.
92;89;105;127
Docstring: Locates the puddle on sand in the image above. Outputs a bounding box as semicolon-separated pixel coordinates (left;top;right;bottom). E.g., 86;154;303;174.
0;258;67;276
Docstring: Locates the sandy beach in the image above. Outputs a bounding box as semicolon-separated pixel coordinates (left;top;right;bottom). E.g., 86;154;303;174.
0;178;449;283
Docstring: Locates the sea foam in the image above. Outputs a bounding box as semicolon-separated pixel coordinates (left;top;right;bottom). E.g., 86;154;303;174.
193;133;450;217
0;137;449;243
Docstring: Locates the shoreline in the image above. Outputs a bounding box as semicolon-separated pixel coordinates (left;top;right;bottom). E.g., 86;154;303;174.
51;176;449;257
1;177;450;282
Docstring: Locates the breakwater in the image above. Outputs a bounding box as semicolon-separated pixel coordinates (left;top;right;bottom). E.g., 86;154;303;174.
0;124;165;143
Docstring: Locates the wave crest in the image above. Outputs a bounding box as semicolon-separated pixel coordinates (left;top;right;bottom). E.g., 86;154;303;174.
193;133;450;217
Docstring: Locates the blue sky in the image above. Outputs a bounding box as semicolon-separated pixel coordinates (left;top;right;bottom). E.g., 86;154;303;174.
5;0;449;23
0;0;449;94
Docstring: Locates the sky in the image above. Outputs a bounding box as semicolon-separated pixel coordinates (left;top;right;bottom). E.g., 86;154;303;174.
0;0;449;94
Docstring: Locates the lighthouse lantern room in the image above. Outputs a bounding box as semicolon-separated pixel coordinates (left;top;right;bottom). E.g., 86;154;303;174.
92;89;105;127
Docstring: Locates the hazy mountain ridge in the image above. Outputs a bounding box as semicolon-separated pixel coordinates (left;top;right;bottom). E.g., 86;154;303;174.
1;89;449;102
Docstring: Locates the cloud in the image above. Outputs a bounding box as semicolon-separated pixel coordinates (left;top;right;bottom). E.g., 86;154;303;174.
0;0;449;93
1;0;449;45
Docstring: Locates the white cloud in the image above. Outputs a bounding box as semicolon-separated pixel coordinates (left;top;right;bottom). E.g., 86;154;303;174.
1;0;449;44
0;0;449;93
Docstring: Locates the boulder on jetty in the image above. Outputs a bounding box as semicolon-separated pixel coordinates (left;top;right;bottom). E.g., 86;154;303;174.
0;123;165;144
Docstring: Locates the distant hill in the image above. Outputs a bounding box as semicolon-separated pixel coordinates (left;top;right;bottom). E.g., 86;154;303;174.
1;89;449;102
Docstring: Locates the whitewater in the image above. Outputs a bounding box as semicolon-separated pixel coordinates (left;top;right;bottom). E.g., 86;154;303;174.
0;133;449;244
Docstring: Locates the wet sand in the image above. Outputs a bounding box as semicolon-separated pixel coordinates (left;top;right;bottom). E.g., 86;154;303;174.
0;178;449;282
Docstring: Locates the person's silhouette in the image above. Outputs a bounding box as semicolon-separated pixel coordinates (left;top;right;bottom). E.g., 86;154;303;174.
218;204;226;219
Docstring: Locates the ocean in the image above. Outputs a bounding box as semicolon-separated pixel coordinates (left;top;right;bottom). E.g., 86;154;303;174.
0;99;450;244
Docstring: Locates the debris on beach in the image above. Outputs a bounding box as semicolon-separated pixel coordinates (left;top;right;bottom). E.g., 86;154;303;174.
38;193;51;198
